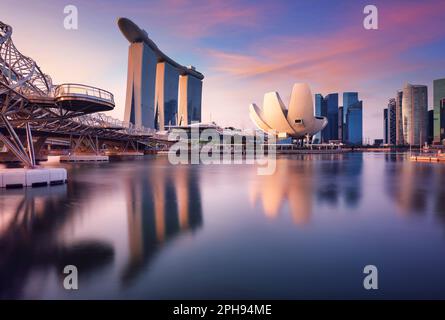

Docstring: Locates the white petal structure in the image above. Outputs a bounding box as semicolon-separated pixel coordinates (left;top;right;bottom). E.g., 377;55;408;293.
249;83;328;138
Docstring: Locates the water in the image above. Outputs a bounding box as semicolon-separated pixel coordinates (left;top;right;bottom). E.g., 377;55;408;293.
1;153;445;299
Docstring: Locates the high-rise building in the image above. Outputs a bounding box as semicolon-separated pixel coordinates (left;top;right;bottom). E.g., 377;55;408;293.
346;101;363;145
178;73;202;126
428;109;434;144
388;98;396;145
119;18;204;130
383;108;388;144
326;93;339;141
155;62;179;130
314;94;328;143
343;92;358;141
123;42;157;128
338;106;344;142
433;78;445;144
395;90;404;145
401;83;428;146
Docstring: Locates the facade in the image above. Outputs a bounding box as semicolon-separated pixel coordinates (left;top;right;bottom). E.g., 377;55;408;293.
433;78;445;143
383;108;388;144
395;90;404;145
326;93;339;141
343;92;358;141
249;83;328;139
338;106;344;143
155;62;179;130
401;83;428;146
123;42;157;128
314;94;328;143
346;101;363;145
178;74;202;126
428;109;434;144
118;17;204;130
388;98;397;145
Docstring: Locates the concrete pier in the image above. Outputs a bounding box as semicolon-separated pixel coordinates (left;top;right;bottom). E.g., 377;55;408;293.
0;168;67;188
54;155;109;162
410;155;445;162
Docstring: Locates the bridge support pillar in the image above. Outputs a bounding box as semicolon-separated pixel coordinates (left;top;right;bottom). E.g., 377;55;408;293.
0;115;35;168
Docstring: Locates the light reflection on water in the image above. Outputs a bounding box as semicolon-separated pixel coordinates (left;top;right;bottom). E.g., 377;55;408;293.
1;153;445;299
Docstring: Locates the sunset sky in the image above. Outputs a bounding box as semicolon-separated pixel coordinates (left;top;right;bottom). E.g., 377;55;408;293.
3;0;445;140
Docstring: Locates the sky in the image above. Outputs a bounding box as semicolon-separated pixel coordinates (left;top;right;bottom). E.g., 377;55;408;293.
2;0;445;141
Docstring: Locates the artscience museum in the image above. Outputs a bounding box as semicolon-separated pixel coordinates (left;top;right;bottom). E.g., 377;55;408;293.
249;83;328;140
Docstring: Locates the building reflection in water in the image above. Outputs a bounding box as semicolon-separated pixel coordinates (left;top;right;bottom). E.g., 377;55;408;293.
249;156;314;225
0;183;114;299
384;153;444;219
123;157;202;284
314;153;363;208
249;154;363;225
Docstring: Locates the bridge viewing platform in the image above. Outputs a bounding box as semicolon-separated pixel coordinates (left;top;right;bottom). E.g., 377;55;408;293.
53;83;115;113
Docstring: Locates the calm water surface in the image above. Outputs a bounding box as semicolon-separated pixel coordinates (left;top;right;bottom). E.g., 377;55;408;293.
1;153;445;299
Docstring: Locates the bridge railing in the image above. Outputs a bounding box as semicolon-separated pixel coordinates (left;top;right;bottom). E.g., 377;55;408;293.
54;83;114;104
71;112;156;136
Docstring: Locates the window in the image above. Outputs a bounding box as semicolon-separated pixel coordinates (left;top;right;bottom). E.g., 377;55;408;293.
294;119;303;124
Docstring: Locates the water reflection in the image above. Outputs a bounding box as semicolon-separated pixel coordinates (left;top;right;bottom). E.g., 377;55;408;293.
385;153;445;221
123;159;202;284
249;156;314;225
314;153;363;208
0;184;114;299
2;154;445;299
250;154;363;225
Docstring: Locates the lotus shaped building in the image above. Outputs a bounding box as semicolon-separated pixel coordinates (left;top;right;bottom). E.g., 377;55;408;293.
249;83;327;139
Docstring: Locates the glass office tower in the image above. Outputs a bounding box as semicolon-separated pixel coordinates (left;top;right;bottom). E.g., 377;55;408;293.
326;93;339;141
347;101;363;145
343;92;358;141
314;94;328;143
383;108;388;144
338;106;344;142
433;78;445;143
388;98;397;145
395;90;404;145
402;83;428;146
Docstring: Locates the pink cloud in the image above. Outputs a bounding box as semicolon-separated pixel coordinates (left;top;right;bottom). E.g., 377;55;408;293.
206;1;445;89
97;0;270;39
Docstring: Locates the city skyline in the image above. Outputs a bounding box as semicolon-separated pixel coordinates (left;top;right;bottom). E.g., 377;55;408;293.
2;0;445;141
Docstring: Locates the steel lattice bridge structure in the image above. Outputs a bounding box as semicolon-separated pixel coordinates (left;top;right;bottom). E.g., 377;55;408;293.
0;20;162;168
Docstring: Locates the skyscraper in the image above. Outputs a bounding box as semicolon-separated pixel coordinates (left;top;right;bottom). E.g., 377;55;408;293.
343;92;358;141
395;90;404;145
155;62;179;130
338;106;344;142
383;108;388;144
326;93;339;141
119;18;204;130
314;94;328;143
388;98;396;145
433;78;445;144
347;101;363;145
178;73;202;126
401;83;428;146
124;42;157;128
428;109;434;144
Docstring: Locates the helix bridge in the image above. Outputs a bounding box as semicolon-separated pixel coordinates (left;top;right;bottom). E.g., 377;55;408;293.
0;20;157;168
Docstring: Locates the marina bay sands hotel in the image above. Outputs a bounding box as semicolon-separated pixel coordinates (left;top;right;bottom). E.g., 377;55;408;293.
118;18;204;130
